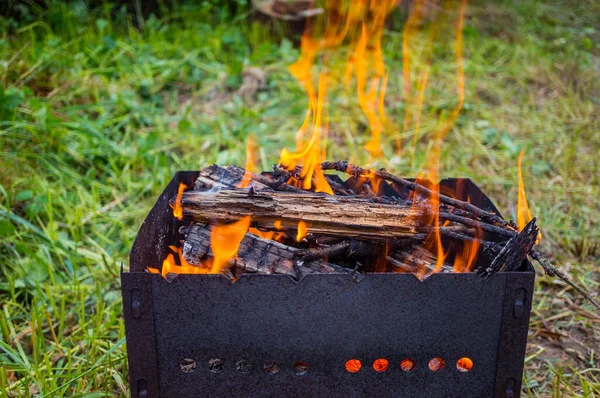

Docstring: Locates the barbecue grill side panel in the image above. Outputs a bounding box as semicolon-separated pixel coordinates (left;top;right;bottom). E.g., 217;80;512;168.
127;272;534;398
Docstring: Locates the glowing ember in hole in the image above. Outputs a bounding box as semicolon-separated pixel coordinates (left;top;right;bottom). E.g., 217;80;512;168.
401;358;416;372
345;359;362;373
428;357;445;372
456;357;473;372
373;358;389;373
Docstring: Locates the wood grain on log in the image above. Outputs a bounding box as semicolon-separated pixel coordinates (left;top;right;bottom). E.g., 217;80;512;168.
195;164;301;192
180;189;424;240
387;246;453;276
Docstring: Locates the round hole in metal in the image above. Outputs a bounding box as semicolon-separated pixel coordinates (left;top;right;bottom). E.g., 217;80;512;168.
400;358;416;372
293;361;308;376
208;358;224;373
236;359;252;374
456;357;473;372
263;361;280;374
345;359;362;373
180;358;196;373
428;357;445;372
373;358;389;373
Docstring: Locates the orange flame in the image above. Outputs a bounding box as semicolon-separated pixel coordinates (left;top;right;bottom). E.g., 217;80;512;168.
517;149;541;242
210;216;251;274
170;182;187;220
148;246;210;277
453;215;482;273
282;0;398;190
249;220;285;241
296;220;308;242
407;0;467;277
280;73;333;195
238;136;258;189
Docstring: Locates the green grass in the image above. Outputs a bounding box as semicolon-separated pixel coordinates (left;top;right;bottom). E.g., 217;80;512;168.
1;0;599;396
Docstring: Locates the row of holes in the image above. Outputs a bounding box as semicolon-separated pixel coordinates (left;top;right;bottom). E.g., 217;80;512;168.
179;357;473;375
346;357;473;373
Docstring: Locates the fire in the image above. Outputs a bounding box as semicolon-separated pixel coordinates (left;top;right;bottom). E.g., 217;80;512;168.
170;182;187;220
150;0;530;279
453;199;482;273
249;220;284;241
148;246;210;277
280;0;399;192
210;216;251;274
405;0;467;278
296;220;308;242
238;136;257;189
517;149;541;241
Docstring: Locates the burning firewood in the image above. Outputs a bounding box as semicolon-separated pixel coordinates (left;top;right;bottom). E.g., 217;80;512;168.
387;246;454;275
180;189;423;240
181;223;348;279
479;218;539;278
160;162;598;309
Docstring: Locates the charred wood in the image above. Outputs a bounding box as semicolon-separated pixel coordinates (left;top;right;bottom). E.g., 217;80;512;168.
181;222;347;279
320;160;516;229
194;164;301;192
479;218;539;278
387;246;453;275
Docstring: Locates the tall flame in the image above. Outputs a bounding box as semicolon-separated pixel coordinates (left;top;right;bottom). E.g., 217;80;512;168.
281;0;398;192
517;149;541;241
296;220;308;242
238;136;257;189
210;216;251;274
410;0;467;278
170;182;187;220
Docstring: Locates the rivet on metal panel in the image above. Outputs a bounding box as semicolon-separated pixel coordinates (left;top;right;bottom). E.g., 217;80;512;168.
130;288;141;319
505;378;516;398
137;379;148;398
513;289;526;319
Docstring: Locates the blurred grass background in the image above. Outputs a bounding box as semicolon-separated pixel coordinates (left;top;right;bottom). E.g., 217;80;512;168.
0;0;598;396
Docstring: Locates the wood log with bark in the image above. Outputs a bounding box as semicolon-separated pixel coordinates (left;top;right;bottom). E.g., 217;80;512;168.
181;223;347;279
180;188;423;240
158;162;598;309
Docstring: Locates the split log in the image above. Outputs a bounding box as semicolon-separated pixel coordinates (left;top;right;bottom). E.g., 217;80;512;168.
180;189;424;240
320;160;516;229
387;246;453;276
181;223;347;279
479;218;539;278
195;164;301;192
